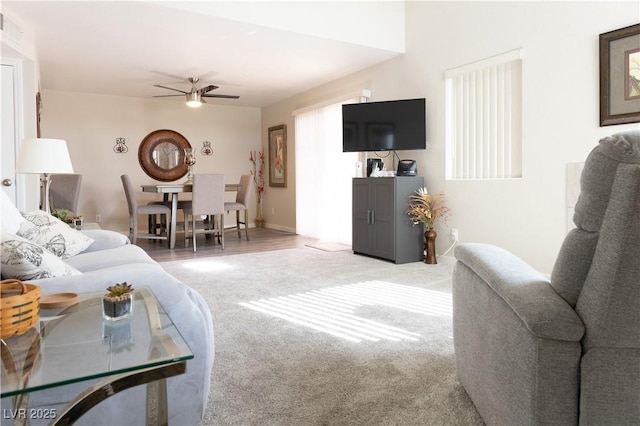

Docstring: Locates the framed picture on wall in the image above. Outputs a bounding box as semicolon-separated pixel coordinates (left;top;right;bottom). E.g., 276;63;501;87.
599;23;640;126
268;124;287;187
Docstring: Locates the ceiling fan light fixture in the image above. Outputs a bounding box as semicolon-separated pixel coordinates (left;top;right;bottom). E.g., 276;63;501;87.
186;92;202;108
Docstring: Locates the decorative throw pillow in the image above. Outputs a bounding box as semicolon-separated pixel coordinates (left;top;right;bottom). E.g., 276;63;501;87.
17;210;94;258
1;232;81;280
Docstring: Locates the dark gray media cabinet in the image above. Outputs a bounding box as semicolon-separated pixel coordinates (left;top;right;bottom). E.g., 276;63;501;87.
352;176;425;264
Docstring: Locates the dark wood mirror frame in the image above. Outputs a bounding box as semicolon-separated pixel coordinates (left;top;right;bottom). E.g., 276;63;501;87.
138;129;191;182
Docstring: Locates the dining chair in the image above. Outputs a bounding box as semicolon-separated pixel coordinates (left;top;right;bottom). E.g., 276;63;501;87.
183;174;225;252
49;174;82;215
121;174;171;244
224;174;254;240
147;198;171;235
148;196;189;236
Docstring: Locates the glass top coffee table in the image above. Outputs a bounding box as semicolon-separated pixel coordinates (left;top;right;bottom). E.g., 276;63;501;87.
1;287;193;425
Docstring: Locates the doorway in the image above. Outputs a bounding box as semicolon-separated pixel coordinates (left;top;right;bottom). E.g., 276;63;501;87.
1;62;18;203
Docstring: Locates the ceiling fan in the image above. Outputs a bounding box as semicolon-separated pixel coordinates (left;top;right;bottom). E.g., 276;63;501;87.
153;77;240;107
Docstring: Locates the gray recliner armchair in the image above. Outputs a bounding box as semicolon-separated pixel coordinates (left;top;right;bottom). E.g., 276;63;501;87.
452;129;640;425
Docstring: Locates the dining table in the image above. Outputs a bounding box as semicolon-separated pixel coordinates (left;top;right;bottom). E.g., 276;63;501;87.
141;182;241;249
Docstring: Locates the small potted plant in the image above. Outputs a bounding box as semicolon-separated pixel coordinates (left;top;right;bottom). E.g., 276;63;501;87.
102;282;134;321
51;208;74;224
406;188;451;264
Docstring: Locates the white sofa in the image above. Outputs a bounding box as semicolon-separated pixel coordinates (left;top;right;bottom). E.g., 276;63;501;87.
1;194;214;425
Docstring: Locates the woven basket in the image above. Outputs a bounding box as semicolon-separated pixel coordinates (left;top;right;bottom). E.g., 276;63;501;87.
1;279;41;339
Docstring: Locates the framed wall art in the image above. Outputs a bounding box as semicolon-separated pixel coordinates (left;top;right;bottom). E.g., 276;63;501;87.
268;124;287;187
599;23;640;126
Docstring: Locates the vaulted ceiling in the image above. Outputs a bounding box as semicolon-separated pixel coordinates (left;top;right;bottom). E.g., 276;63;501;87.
2;1;406;107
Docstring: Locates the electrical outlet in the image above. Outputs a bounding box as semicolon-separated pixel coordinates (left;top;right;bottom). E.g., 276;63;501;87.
95;214;101;223
451;228;459;241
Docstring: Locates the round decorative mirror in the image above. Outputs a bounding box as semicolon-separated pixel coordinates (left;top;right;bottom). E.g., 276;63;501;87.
138;129;192;182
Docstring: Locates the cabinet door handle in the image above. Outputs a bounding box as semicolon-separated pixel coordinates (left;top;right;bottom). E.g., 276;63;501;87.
370;209;375;224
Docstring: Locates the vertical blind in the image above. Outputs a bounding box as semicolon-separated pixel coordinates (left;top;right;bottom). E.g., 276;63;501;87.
294;98;358;244
445;49;523;180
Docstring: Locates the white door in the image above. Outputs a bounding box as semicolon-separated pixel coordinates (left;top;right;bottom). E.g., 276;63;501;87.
1;63;17;203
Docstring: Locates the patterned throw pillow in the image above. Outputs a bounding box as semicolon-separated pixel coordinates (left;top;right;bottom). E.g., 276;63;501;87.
17;210;94;258
1;232;81;280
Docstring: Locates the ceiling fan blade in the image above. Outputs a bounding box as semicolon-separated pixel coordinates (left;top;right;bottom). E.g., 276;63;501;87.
199;85;219;94
152;94;184;98
150;70;191;82
153;84;188;94
202;94;240;99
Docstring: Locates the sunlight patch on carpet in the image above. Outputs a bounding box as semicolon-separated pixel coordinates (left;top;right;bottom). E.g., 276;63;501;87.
180;260;233;272
239;280;452;343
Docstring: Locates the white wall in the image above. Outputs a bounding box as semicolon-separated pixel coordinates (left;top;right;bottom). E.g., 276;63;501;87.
262;1;639;273
41;90;261;233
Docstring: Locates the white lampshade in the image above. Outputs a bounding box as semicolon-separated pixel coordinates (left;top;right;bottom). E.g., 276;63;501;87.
16;138;74;174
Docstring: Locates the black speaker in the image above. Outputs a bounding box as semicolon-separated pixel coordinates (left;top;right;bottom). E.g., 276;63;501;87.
397;160;417;176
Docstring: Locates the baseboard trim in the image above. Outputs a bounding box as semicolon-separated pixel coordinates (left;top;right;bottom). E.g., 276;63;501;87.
264;223;296;233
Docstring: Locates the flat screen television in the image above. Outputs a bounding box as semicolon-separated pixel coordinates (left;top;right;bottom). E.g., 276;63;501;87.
342;98;426;152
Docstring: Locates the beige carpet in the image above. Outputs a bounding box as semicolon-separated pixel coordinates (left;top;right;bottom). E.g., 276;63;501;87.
160;248;483;426
306;241;353;252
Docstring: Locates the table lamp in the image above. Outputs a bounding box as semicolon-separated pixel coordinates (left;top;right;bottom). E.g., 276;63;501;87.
16;138;74;213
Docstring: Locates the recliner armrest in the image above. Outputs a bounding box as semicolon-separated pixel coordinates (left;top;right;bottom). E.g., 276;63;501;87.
454;243;585;341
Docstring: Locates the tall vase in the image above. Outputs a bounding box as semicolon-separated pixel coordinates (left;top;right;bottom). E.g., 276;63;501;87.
255;196;265;228
425;228;437;264
184;148;196;183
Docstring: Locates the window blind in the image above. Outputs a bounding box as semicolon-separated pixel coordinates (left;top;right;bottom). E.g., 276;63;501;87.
445;49;523;180
294;98;359;244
